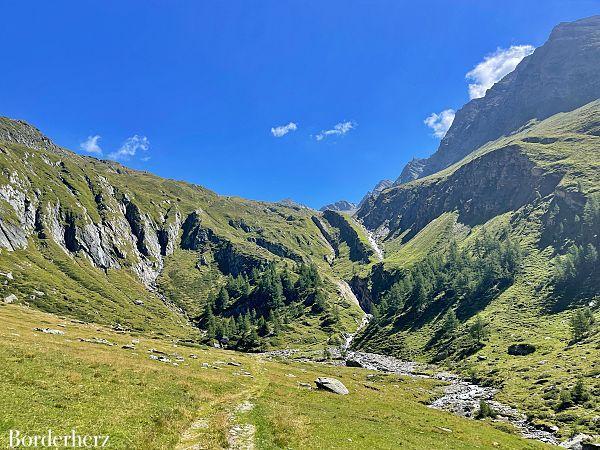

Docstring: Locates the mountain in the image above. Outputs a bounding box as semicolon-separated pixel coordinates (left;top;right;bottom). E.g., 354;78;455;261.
319;200;357;213
395;158;425;185
357;179;393;209
1;14;599;445
0;117;378;349
352;97;600;438
394;15;600;182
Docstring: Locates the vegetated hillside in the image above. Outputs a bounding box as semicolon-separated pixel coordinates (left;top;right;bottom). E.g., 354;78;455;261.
0;118;371;350
352;101;600;437
393;15;600;183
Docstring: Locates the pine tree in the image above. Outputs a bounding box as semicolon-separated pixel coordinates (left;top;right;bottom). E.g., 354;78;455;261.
441;309;460;337
570;307;595;342
215;286;229;313
469;315;488;344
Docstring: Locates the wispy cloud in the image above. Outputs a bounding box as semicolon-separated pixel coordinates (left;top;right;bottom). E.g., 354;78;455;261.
108;135;150;161
466;45;534;99
271;122;298;137
424;109;455;138
315;121;356;141
80;135;103;155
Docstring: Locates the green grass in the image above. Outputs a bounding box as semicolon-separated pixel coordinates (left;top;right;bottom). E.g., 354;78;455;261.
0;304;553;449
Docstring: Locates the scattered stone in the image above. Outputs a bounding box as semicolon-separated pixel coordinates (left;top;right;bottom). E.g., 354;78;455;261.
79;337;114;346
189;354;198;359
477;354;488;361
298;382;312;389
285;373;297;378
133;299;144;306
33;327;64;335
560;434;593;450
0;271;13;280
122;344;136;350
508;343;536;356
228;361;241;367
315;377;349;395
4;294;17;304
435;427;453;433
33;290;45;297
148;348;168;356
149;355;172;363
236;401;254;413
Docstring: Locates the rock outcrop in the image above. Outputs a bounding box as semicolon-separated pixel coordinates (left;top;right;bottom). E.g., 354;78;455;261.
319;200;357;213
395;15;600;182
314;377;349;395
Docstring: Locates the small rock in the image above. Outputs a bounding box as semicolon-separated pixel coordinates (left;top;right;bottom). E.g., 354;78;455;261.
122;344;136;350
189;354;198;359
133;299;144;306
228;361;241;367
4;294;17;304
285;373;297;378
477;354;487;361
315;377;349;395
435;427;453;433
298;382;312;389
33;327;64;335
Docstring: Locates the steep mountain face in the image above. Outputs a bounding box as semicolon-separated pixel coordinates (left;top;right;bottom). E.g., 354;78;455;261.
357;179;393;209
319;200;357;213
351;100;599;437
395;158;425;185
0;119;368;345
395;15;600;182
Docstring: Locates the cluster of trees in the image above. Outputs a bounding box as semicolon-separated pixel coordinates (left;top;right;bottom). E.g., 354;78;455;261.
200;262;338;350
554;193;599;294
556;378;592;411
373;229;521;321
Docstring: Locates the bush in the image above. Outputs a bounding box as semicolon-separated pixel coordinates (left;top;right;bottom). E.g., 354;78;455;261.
477;400;497;419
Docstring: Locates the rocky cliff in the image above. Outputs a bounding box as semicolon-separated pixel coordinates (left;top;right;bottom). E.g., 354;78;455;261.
395;15;600;182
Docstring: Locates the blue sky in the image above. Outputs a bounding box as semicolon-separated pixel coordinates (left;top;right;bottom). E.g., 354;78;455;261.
1;1;598;208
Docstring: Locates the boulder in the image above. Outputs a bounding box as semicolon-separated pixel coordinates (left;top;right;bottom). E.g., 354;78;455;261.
315;377;349;395
508;343;536;356
561;434;593;450
3;294;17;304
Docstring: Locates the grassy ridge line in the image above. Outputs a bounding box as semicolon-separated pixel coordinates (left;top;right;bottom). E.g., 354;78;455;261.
0;304;551;449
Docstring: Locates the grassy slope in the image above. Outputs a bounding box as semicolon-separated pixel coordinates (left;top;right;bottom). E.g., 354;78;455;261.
355;101;600;437
0;134;365;347
0;304;551;449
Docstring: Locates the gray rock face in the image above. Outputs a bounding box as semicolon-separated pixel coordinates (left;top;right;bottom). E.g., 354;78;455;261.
358;145;562;241
314;377;349;395
395;158;425;185
397;15;600;182
357;179;393;209
319;200;357;213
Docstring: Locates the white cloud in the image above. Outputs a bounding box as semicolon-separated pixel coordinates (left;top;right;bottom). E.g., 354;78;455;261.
424;109;455;138
315;121;356;141
271;122;298;137
466;45;534;99
80;135;103;155
108;135;150;161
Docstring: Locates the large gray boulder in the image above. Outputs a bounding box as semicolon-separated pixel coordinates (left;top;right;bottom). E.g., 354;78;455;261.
314;377;349;395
